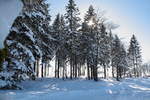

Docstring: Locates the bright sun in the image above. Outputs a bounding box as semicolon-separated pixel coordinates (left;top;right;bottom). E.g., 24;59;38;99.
88;19;94;26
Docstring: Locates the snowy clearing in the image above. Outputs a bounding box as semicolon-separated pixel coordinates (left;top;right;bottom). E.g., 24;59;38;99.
0;78;150;100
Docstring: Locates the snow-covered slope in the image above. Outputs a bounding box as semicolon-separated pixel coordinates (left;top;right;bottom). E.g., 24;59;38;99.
0;78;150;100
0;0;23;48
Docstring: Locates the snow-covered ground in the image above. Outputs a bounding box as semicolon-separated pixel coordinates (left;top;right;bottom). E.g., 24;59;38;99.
0;78;150;100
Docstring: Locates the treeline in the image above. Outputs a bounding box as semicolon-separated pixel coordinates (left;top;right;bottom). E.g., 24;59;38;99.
0;0;146;89
49;0;143;81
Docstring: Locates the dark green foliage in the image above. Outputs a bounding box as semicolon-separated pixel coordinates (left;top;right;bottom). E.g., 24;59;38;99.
128;35;142;77
65;0;81;31
0;48;8;72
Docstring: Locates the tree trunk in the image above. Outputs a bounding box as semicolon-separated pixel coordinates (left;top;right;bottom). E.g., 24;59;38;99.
36;59;39;77
75;57;77;78
57;58;60;78
112;66;115;78
116;66;119;81
63;64;65;80
47;64;50;77
87;62;90;80
78;64;81;77
103;64;107;79
70;59;73;79
93;65;98;81
41;63;44;78
55;57;58;78
91;66;93;79
44;63;47;77
34;61;36;74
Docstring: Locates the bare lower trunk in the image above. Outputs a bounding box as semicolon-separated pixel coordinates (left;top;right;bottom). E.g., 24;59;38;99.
44;64;47;77
104;64;107;79
91;66;93;79
41;63;44;78
116;66;119;81
36;60;39;77
70;60;73;79
87;62;90;80
57;59;60;78
55;57;57;78
93;65;98;81
112;66;115;78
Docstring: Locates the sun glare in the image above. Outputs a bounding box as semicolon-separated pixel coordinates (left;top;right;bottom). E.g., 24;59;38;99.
88;19;94;26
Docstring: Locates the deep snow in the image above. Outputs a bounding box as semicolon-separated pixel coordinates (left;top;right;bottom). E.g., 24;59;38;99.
0;78;150;100
0;0;23;48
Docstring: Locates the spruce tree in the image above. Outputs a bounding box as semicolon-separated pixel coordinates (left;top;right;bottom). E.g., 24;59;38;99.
117;44;128;78
112;35;128;80
65;0;81;31
0;0;56;89
98;24;111;79
65;0;81;79
112;35;121;81
84;5;97;23
109;32;115;77
82;5;99;81
52;14;68;78
128;35;142;77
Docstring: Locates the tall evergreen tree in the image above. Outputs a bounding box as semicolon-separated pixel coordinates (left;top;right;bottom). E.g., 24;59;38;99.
98;24;111;79
112;35;128;80
52;14;68;78
64;0;82;79
0;0;56;89
119;44;128;78
112;35;122;81
109;32;115;77
128;35;142;77
82;5;99;81
84;5;97;23
65;0;81;31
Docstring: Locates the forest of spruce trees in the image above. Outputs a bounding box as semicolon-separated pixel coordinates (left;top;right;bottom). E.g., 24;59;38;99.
0;0;149;89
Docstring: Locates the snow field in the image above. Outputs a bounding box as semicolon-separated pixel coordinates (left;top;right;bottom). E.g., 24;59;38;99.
0;78;150;100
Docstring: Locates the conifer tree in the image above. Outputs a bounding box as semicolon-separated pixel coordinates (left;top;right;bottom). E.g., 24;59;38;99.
65;0;81;31
0;0;56;89
119;44;128;78
98;24;111;79
112;35;121;81
82;5;99;81
112;35;128;80
64;0;81;79
128;35;142;77
52;14;68;78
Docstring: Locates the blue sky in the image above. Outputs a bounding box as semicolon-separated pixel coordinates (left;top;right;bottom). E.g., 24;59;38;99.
0;0;22;49
48;0;150;63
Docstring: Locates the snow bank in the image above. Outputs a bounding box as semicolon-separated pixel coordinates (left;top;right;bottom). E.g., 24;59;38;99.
0;78;150;100
0;0;23;48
